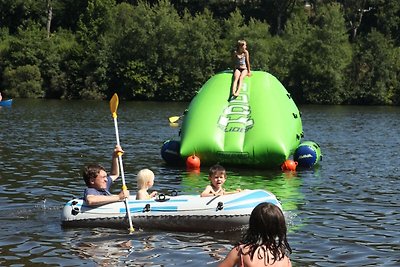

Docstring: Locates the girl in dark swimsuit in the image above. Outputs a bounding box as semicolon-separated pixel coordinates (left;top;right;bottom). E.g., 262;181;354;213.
231;40;251;98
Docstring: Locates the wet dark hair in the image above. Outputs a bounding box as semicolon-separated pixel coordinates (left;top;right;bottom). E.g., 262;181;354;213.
208;164;226;177
83;164;106;186
239;202;291;264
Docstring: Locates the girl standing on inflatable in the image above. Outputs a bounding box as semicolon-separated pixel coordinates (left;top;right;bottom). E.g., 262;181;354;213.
231;40;251;98
218;202;292;267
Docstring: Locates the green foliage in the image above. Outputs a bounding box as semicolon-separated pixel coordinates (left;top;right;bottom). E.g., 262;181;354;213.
176;9;221;100
243;18;273;72
77;0;115;43
73;0;117;99
0;0;46;34
0;24;77;99
347;30;400;104
109;0;221;101
269;6;311;86
108;0;183;100
289;3;352;104
219;10;254;70
221;9;248;44
3;65;44;97
375;0;400;45
51;0;89;32
0;0;399;105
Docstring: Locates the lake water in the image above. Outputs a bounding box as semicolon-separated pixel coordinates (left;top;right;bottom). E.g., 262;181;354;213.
0;99;399;266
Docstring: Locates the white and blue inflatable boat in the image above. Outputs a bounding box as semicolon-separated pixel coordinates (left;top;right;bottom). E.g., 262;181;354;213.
61;189;281;232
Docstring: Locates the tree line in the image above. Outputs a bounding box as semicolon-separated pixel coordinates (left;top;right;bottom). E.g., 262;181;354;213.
0;0;399;104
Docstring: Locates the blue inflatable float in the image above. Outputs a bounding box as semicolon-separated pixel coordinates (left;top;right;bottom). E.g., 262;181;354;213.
161;140;182;166
293;141;322;168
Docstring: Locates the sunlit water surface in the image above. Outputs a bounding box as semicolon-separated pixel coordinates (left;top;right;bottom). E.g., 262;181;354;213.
0;100;399;266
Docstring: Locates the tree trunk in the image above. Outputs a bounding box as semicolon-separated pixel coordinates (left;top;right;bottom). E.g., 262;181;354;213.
46;0;52;38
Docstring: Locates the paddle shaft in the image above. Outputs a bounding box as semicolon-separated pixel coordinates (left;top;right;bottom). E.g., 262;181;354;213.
112;106;134;233
113;116;127;188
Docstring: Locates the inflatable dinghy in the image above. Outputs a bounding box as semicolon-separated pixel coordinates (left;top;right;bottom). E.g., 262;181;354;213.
61;189;281;232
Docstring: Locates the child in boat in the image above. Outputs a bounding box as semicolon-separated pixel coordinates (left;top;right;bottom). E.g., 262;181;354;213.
82;145;130;206
200;164;240;197
231;39;251;99
218;202;292;267
136;168;158;200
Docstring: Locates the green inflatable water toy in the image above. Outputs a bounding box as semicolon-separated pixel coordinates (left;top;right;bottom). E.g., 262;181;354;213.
179;70;303;168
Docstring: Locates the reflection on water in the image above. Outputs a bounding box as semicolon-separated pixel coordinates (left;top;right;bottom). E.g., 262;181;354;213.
1;100;400;266
65;229;242;266
73;234;134;266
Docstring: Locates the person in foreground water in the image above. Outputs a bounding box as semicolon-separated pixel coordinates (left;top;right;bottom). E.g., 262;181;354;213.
135;168;158;200
200;164;240;197
82;145;129;206
218;202;292;267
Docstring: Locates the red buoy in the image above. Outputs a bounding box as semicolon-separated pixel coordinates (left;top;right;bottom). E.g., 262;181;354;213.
186;155;200;170
281;159;298;171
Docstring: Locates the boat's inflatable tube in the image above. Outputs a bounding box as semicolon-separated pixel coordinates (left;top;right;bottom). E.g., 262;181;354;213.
179;71;303;168
61;189;281;232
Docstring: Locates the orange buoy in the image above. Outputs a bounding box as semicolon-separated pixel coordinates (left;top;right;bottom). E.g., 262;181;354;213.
186;155;200;170
281;159;298;171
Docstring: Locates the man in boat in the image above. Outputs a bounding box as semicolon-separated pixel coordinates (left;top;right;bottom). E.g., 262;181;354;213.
82;145;129;206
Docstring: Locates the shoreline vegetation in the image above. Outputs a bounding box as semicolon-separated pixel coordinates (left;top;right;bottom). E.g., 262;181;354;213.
0;0;399;105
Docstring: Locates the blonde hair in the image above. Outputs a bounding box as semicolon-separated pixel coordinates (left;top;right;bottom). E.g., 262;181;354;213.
237;40;246;50
137;168;155;189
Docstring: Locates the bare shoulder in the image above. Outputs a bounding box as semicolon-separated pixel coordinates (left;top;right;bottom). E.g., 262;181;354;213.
218;245;240;267
200;185;214;197
136;190;149;200
201;185;213;193
241;246;292;267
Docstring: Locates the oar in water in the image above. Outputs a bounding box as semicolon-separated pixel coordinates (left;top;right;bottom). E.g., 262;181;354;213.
110;93;134;233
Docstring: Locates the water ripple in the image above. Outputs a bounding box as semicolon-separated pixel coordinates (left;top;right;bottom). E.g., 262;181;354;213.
1;101;399;266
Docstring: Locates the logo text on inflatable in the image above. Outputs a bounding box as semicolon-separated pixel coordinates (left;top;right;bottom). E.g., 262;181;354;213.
218;83;254;133
298;154;313;159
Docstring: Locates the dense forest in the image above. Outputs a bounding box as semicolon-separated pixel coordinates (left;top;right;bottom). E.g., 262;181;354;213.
0;0;399;104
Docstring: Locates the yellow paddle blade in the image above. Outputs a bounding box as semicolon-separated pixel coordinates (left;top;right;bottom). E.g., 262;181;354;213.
168;116;180;123
110;93;119;118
